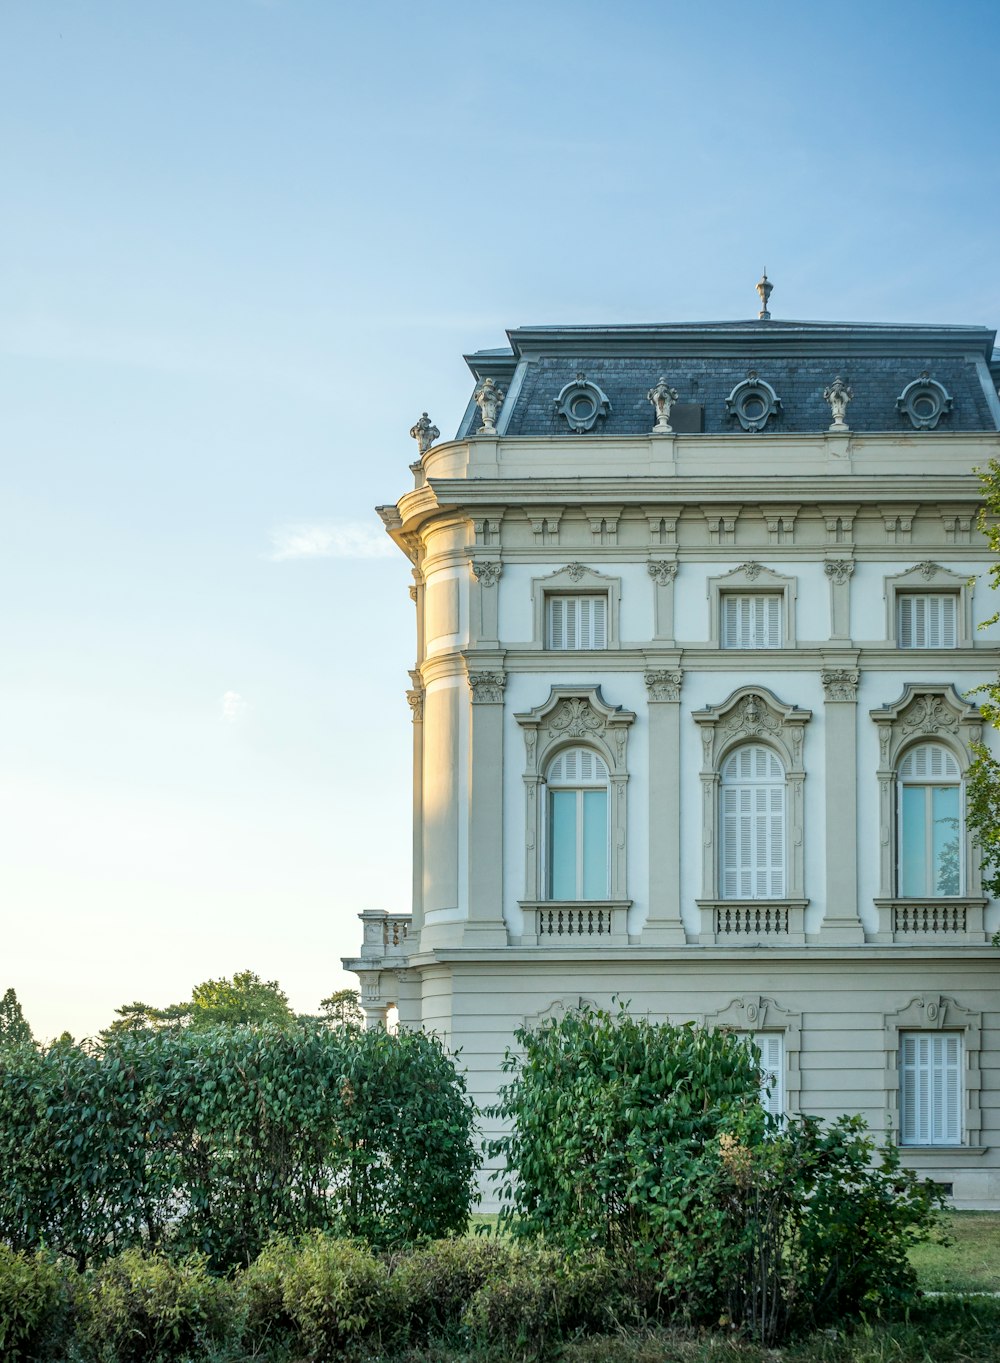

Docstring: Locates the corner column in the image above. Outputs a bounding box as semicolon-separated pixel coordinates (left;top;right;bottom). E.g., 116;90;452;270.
819;663;865;942
463;665;508;947
642;667;687;944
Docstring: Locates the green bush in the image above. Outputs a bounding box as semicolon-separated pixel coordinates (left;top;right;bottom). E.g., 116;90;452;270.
390;1236;513;1343
0;1244;73;1362
243;1232;399;1359
80;1248;234;1363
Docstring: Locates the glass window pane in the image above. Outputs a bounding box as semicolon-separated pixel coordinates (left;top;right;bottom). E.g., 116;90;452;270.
900;785;926;896
582;789;608;899
549;790;577;899
932;785;961;895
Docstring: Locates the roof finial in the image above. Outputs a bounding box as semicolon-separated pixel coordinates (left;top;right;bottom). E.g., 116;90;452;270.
756;268;773;321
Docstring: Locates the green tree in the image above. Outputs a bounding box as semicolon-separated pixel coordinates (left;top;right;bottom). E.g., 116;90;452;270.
966;458;1000;908
103;970;294;1040
318;988;363;1028
0;989;35;1050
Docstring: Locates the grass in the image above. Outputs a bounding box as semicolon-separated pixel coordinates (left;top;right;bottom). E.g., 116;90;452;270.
909;1210;1000;1293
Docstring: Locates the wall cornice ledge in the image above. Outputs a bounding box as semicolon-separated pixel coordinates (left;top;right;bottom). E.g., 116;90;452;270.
401;944;1000;965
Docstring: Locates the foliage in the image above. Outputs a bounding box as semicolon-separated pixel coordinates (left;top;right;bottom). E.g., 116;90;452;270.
966;457;1000;906
0;1245;72;1363
0;1022;478;1270
319;987;365;1028
0;989;34;1051
490;1004;941;1345
389;1236;512;1343
103;969;294;1038
81;1248;235;1363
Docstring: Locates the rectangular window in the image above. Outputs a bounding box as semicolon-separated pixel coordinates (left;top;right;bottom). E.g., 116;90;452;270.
899;784;961;896
900;1032;962;1145
548;788;608;899
748;1033;784;1116
898;594;957;649
721;594;782;649
546;595;607;650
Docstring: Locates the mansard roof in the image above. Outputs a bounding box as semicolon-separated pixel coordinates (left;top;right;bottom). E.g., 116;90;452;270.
460;318;1000;438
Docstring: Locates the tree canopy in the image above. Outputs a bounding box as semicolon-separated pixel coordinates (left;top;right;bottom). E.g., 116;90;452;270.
0;989;35;1050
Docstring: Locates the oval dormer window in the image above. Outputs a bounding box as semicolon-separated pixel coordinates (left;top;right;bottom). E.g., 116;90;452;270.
553;373;611;433
725;372;782;433
897;373;953;430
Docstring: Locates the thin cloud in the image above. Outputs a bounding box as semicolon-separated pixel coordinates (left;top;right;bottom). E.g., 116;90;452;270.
267;522;395;562
221;691;249;723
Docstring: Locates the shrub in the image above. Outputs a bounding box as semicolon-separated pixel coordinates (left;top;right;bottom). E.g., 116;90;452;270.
80;1248;234;1363
390;1236;513;1343
243;1232;399;1359
0;1245;72;1363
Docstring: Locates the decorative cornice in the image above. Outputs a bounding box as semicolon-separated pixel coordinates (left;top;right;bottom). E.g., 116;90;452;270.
471;560;502;586
647;559;678;586
821;669;859;701
644;670;683;701
468;670;506;704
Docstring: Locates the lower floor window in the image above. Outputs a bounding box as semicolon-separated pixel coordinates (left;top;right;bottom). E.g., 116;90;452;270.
900;1032;962;1145
747;1032;784;1117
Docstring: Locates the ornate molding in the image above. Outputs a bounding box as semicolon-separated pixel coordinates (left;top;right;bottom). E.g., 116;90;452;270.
468;670;506;705
897;372;952;430
647;559;678;586
471;559;502;587
564;562;588;582
408;411;439;454
821;669;859;701
725;371;782;432
736;561;764;580
644;670;683;702
553;372;611;433
824;559;855;584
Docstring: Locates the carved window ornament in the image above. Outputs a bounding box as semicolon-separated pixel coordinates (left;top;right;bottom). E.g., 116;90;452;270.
693;686;811;939
882;995;982;1147
553;372;611;433
706;995;802;1115
896;372;953;430
883;562;972;649
530;563;621;650
707;562;797;648
869;684;986;937
515;686;634;915
725;371;782;432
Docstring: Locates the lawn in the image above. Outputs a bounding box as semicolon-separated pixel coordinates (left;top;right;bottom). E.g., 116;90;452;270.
909;1210;1000;1293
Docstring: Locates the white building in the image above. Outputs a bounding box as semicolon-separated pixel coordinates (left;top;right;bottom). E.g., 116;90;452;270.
345;285;1000;1208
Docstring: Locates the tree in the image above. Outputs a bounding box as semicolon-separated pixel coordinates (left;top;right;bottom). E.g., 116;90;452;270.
966;458;1000;909
0;988;35;1050
319;988;363;1029
102;970;294;1041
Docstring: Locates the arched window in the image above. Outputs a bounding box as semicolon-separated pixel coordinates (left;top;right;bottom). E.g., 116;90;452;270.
897;743;962;897
546;747;609;900
720;745;786;900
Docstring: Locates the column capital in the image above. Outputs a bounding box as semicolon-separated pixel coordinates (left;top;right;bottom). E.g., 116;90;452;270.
644;669;683;702
821;669;859;702
468;670;506;704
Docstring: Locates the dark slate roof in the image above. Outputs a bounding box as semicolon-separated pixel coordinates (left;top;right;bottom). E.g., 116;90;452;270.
458;320;1000;438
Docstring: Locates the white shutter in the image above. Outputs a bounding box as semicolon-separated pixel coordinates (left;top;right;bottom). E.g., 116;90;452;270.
722;594;782;648
899;594;957;649
546;596;607;650
900;1033;962;1146
751;1034;784;1117
721;786;740;897
548;597;565;649
764;594;781;647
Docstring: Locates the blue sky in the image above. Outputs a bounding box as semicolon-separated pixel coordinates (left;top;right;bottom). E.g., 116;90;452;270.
2;0;999;1039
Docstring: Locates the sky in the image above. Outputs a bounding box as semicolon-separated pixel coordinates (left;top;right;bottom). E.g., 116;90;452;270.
2;0;999;1041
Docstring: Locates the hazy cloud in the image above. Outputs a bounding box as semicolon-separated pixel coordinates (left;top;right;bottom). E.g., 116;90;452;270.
267;521;395;562
221;691;249;723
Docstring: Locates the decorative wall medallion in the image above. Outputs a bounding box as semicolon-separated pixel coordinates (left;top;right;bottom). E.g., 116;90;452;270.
408;411;439;454
468;671;506;704
473;377;505;433
471;560;502;586
550;697;605;737
913;560;942;580
896;372;952;430
564;562;588;582
821;670;859;702
553;373;611;433
822;376;853;431
647;559;678;586
725;371;782;432
736;561;763;580
647;376;679;433
824;559;855;584
644;670;683;701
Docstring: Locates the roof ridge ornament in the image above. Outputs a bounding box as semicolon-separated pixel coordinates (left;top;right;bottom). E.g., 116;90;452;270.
756;269;773;321
473;377;505;434
647;375;679;433
409;411;440;455
823;376;853;432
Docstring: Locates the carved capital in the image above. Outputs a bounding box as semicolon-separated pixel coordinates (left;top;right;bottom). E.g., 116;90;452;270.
406;689;424;723
824;559;855;585
821;669;859;702
471;559;502;587
408;585;418;603
468;670;506;704
644;670;683;702
647;559;678;586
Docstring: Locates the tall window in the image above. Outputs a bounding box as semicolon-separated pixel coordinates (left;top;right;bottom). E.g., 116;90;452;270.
721;594;782;649
898;593;957;649
747;1033;784;1117
720;746;785;899
898;743;962;896
546;596;607;650
899;1032;962;1145
546;747;609;899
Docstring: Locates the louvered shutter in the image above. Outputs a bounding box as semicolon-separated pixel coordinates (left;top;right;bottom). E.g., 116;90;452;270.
721;785;740;897
722;594;782;648
752;1034;784;1116
547;596;607;649
900;1033;962;1146
899;594;957;649
723;596;741;648
720;746;785;899
548;597;566;649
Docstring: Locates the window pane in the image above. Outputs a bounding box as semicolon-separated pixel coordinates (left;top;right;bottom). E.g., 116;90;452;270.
932;785;961;895
582;789;608;899
899;785;926;896
549;790;576;899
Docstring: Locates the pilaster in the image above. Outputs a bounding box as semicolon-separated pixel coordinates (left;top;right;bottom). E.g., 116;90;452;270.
463;658;508;947
819;659;864;943
824;557;855;642
642;663;687;944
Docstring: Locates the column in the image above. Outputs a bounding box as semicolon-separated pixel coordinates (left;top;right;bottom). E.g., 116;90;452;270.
824;557;855;642
819;662;865;942
463;666;508;947
642;667;687;944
